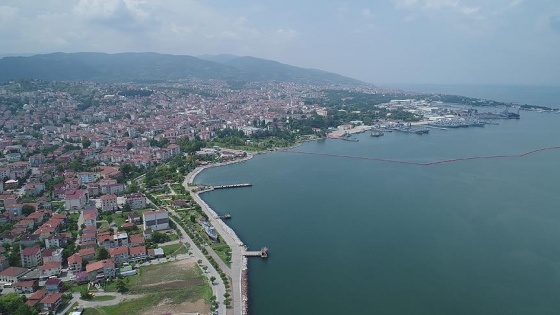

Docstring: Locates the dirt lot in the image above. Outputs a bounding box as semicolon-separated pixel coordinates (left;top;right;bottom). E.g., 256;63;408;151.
85;258;211;315
135;258;211;314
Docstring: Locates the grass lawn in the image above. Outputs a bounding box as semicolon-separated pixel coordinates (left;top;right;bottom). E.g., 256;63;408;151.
210;242;232;267
104;275;140;292
63;302;79;315
69;212;80;222
82;295;116;302
100;213;127;227
64;283;90;293
161;243;189;256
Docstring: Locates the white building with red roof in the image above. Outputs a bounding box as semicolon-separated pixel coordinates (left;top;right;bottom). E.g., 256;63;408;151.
100;194;118;212
20;245;43;268
64;189;89;210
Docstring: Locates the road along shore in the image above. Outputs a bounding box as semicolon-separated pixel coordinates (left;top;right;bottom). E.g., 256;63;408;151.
183;154;254;315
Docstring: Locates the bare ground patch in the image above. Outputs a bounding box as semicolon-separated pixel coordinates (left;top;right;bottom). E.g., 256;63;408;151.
140;298;209;315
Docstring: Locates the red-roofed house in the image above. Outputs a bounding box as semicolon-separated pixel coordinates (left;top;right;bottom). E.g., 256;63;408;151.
125;193;146;209
83;209;98;227
42;248;63;263
13;279;38;293
64;189;89;210
39;262;62;279
85;259;116;281
45;278;63;293
129;234;144;247
0;266;29;283
97;234;114;249
26;289;48;308
75;271;89;284
20;245;43;268
108;246;129;264
68;253;83;274
100;194;118;212
26;211;45;225
5;203;23;216
78;247;96;262
40;292;63;312
129;246;147;263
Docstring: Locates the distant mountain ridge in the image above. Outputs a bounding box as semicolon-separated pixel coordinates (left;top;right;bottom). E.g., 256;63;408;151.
0;52;363;85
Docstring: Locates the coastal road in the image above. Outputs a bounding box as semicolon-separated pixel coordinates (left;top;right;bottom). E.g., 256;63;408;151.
145;195;227;315
169;215;227;315
184;167;246;315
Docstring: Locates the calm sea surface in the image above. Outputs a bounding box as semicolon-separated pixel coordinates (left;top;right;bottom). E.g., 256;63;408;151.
196;89;560;314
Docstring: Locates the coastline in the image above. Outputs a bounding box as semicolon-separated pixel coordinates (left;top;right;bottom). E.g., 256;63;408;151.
184;153;255;315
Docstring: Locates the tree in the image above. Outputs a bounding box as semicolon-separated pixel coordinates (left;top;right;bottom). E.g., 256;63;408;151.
22;205;35;216
151;231;171;244
115;278;128;293
80;288;92;300
95;247;109;260
210;276;216;284
8;243;21;267
82;138;92;149
0;293;36;315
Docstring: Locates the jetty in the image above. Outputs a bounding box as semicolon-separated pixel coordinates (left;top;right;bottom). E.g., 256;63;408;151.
243;247;269;258
213;183;252;190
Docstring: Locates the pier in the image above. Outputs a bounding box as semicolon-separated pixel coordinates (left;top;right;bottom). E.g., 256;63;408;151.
243;247;269;258
212;183;252;190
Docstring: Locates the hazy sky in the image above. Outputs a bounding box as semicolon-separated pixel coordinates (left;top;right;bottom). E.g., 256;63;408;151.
1;0;559;85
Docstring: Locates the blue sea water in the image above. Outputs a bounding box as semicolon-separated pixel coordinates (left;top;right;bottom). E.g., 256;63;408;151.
196;86;560;314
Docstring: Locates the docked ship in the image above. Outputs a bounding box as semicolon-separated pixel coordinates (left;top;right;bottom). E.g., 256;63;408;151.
390;123;429;135
201;220;218;241
341;132;359;142
475;108;520;120
370;130;384;137
429;118;486;128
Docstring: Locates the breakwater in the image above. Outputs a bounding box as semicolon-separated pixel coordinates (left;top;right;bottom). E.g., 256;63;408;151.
285;145;560;166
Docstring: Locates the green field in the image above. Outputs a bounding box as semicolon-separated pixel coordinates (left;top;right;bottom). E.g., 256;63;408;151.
161;243;189;256
84;260;211;315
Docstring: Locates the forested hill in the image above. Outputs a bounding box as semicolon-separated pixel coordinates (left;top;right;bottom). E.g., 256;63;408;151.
0;52;364;85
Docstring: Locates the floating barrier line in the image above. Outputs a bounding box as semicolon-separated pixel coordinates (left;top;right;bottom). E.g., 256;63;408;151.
281;146;560;166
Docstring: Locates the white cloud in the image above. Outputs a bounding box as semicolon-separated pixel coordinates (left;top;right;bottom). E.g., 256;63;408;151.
0;5;18;26
509;0;523;7
276;28;298;39
361;8;374;20
461;6;481;17
395;0;485;20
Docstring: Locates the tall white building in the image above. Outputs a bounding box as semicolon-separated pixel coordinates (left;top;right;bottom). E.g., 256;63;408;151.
143;210;169;231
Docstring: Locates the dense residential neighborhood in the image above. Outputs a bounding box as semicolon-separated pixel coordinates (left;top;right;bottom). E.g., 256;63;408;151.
0;78;350;314
0;78;497;314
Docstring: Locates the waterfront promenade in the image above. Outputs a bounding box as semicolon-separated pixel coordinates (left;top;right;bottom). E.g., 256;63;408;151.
183;154;254;315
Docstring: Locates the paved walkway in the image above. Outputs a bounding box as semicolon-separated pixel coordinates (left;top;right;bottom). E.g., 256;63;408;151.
57;292;141;314
145;194;227;315
184;170;246;315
